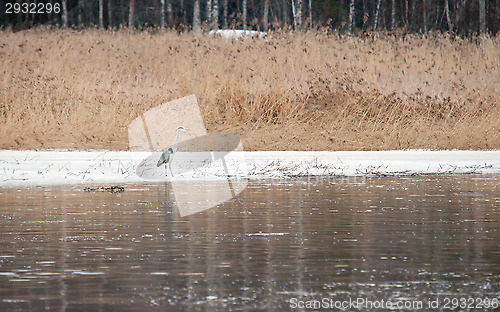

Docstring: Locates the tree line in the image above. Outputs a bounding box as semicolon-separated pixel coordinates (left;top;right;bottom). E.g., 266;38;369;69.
2;0;498;35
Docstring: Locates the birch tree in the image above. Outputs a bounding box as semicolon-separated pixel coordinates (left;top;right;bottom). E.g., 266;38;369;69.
297;0;303;29
291;0;302;29
223;0;228;28
207;0;212;26
161;0;165;27
455;0;466;27
129;0;135;28
479;0;486;33
99;0;104;28
206;0;219;29
78;0;84;25
391;0;396;30
263;0;270;30
193;0;201;31
242;0;247;29
374;0;381;30
404;0;408;27
180;0;186;25
212;0;219;29
348;0;355;33
309;0;312;28
62;0;68;28
445;0;453;31
5;0;498;34
108;0;112;27
160;0;173;26
422;0;427;32
167;0;173;25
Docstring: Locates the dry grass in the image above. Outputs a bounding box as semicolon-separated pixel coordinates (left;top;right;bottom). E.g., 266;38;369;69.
0;28;499;151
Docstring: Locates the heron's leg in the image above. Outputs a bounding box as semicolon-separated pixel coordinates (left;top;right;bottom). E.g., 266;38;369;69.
165;164;168;176
169;163;174;177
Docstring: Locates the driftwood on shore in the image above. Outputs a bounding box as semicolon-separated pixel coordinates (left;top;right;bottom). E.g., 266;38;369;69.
83;185;125;193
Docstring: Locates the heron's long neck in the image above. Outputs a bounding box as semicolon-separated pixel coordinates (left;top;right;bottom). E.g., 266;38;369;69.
172;129;182;147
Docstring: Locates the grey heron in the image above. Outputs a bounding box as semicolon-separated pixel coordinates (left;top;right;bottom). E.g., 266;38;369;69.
157;126;189;176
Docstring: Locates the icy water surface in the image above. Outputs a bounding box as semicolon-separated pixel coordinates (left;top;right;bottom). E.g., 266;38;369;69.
0;176;499;311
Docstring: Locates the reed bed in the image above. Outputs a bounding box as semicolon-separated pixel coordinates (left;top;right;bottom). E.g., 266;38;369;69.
0;28;498;150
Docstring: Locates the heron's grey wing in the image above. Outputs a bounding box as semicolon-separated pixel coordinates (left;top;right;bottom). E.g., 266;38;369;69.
157;152;167;167
157;147;173;166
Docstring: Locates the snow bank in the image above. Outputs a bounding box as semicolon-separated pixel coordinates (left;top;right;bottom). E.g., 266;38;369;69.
208;29;267;39
1;150;499;187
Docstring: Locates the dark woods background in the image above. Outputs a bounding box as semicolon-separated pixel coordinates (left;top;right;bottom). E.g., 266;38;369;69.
1;0;498;35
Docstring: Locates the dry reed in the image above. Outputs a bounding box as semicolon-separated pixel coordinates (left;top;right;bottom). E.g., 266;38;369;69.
0;28;499;151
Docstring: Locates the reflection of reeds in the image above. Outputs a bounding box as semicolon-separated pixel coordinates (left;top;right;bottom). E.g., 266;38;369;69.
1;28;498;151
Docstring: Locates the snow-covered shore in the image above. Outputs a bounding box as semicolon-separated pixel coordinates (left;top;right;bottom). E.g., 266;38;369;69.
1;150;499;187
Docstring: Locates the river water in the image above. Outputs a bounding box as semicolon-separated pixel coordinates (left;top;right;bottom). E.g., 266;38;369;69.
0;175;499;311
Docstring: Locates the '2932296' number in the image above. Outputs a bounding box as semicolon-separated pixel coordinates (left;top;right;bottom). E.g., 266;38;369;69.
443;297;499;309
5;2;61;14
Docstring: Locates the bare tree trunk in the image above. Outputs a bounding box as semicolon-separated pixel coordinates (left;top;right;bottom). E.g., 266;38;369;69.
348;0;355;33
411;0;418;29
445;0;453;31
129;0;135;28
391;0;396;30
243;0;247;29
167;0;173;25
435;1;439;28
78;0;83;25
223;0;228;28
291;0;303;29
180;0;186;25
207;0;212;27
212;0;219;29
422;0;427;32
479;0;486;34
297;0;303;29
374;0;381;30
309;0;312;28
362;0;368;29
62;0;68;28
161;0;165;27
108;0;113;28
99;0;104;28
405;0;409;28
193;0;201;31
263;0;269;30
455;0;467;28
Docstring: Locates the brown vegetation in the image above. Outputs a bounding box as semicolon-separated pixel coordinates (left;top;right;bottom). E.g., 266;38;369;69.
0;28;499;151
